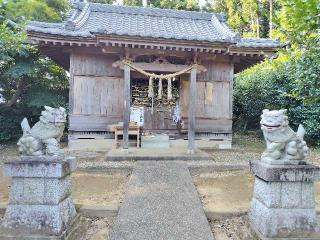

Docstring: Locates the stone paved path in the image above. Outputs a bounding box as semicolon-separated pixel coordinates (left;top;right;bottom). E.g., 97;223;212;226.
110;161;214;240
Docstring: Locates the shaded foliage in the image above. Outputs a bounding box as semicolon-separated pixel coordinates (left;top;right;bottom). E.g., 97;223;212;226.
0;17;69;142
0;106;39;143
234;46;320;144
233;0;320;144
0;0;69;22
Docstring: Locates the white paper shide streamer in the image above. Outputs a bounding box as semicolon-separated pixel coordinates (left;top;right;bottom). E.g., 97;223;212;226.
158;78;163;99
167;77;172;100
148;76;154;98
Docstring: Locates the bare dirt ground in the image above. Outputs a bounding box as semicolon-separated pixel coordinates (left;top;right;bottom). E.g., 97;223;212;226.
194;169;320;213
67;216;115;240
0;171;129;207
194;170;254;214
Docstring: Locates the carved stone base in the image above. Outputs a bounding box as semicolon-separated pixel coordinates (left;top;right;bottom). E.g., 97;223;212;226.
1;156;77;237
249;161;320;239
261;157;306;165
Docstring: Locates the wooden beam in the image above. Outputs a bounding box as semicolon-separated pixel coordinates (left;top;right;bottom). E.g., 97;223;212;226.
123;64;130;149
188;68;197;154
112;60;207;73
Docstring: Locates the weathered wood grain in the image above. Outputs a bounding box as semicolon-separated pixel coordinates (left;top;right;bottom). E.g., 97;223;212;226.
69;115;122;131
73;76;124;116
72;52;122;77
188;68;197;152
123;65;130;149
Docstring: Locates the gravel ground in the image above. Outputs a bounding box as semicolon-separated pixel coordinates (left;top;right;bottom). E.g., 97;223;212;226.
67;216;115;240
210;215;259;240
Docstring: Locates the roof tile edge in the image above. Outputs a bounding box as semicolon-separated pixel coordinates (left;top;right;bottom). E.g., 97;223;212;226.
65;3;91;31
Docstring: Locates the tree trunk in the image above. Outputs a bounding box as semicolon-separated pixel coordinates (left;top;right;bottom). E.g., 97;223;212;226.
2;77;27;107
256;17;260;38
269;0;273;37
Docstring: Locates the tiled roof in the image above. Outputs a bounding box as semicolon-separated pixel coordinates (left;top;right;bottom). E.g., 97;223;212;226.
26;2;281;48
236;38;281;48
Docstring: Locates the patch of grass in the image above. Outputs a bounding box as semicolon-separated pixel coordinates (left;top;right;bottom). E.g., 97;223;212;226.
0;144;19;165
307;147;320;166
232;133;265;152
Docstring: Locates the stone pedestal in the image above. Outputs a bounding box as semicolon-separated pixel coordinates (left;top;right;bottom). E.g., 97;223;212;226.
249;160;320;240
1;155;77;239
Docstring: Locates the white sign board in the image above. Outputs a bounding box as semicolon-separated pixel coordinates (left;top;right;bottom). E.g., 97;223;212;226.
130;107;144;126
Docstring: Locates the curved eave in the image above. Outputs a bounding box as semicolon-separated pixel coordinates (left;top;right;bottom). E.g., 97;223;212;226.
27;31;281;73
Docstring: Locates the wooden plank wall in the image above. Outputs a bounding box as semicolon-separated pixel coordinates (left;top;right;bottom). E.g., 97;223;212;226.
71;52;122;77
69;51;124;131
73;76;124;116
180;60;234;133
69;50;234;133
143;108;177;131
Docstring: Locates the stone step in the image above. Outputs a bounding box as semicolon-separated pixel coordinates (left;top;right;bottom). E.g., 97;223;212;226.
106;148;211;161
141;134;170;149
110;161;214;240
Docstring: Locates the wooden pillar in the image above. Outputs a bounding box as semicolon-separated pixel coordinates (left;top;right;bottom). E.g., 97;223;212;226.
123;64;130;149
69;52;74;115
188;68;197;154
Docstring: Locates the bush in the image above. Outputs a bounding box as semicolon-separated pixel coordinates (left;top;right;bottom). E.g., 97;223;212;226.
0;105;70;144
234;48;320;145
0;106;41;143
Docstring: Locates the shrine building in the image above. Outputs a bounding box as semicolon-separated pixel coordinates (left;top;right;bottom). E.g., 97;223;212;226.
26;2;281;152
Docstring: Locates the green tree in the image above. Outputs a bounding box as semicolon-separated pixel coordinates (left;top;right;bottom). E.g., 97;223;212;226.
88;0;113;4
0;0;69;22
276;0;319;46
0;20;69;143
122;0;200;10
0;21;68;108
208;0;282;38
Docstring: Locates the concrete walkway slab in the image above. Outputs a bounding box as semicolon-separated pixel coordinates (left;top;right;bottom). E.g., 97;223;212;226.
111;161;214;240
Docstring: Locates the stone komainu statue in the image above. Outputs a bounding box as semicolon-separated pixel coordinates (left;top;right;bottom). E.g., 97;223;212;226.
17;106;67;156
260;109;308;165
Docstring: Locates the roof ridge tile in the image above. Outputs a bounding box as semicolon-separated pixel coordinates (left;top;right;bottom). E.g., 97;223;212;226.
65;3;91;31
75;2;221;21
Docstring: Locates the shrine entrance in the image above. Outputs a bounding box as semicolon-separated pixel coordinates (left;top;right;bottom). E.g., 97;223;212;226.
131;76;181;134
113;56;205;153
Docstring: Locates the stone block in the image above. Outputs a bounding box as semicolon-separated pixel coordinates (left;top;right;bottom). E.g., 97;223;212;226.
8;178;24;204
4;156;75;178
301;182;315;208
249;161;320;182
44;176;71;205
249;197;320;239
281;182;302;208
2;196;76;235
8;176;71;205
1;155;77;237
24;178;45;204
141;134;170;149
252;177;281;208
249;161;320;239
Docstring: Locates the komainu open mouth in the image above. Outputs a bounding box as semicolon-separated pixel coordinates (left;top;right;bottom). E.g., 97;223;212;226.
262;123;281;128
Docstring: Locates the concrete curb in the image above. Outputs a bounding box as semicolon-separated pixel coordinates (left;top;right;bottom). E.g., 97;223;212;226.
189;164;248;175
76;163;249;174
205;210;247;220
77;204;118;218
2;203;320;220
76;167;133;174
